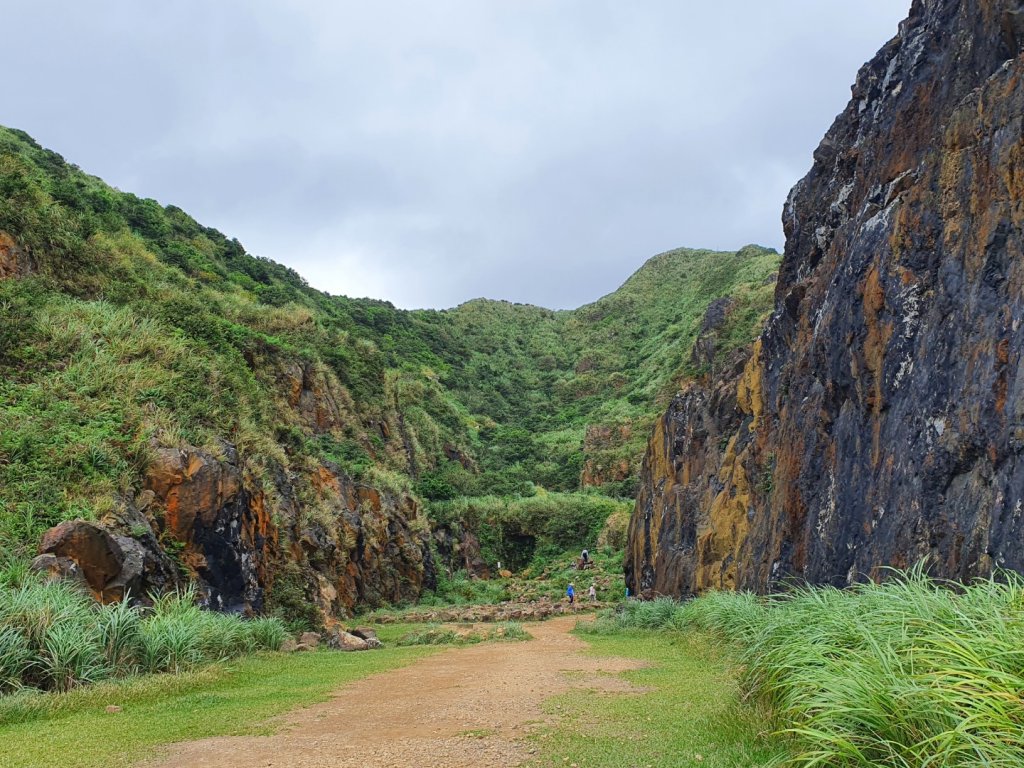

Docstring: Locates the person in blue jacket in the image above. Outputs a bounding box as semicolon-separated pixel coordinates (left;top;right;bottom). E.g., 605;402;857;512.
567;582;575;606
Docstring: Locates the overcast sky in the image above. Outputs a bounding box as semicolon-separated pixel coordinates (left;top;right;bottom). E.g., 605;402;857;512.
6;2;909;309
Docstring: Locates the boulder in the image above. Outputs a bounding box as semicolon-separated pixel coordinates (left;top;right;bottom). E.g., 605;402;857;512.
327;629;369;651
298;631;321;649
349;626;378;641
38;520;124;597
280;638;299;653
30;554;89;591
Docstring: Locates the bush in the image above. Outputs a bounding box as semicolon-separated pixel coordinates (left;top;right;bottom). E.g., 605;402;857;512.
39;621;105;692
246;617;287;651
395;625;462;646
266;563;324;634
97;599;143;674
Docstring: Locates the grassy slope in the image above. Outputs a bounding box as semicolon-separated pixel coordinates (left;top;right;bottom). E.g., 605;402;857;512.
0;646;437;768
0;123;778;574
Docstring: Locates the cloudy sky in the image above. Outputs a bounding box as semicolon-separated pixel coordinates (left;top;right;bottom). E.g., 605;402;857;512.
7;2;909;309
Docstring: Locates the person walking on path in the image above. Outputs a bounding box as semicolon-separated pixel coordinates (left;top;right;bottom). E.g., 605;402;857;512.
567;582;575;607
588;583;597;603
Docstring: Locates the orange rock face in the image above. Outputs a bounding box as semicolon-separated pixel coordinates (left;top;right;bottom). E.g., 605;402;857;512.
0;231;32;280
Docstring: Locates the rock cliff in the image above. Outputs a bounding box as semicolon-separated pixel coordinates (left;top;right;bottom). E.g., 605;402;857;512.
627;0;1024;596
36;445;433;616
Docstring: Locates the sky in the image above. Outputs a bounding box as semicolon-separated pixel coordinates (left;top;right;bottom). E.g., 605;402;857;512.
5;2;910;309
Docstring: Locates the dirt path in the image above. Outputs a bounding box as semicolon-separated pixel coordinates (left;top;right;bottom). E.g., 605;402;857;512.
145;616;644;768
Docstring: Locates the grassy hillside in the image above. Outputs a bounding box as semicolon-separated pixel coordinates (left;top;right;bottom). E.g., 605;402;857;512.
0;124;778;573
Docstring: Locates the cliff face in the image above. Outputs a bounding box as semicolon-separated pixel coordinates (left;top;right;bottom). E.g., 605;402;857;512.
36;443;433;616
627;0;1024;596
31;353;434;617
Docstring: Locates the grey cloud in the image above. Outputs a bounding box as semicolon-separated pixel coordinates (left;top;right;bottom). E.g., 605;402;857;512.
5;1;910;309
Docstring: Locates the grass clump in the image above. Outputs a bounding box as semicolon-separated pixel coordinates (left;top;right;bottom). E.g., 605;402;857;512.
619;568;1024;768
0;578;286;695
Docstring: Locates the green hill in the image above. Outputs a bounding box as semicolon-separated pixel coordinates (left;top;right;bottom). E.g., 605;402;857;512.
0;124;778;597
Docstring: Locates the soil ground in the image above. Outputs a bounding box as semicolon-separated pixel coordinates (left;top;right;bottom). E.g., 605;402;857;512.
145;616;644;768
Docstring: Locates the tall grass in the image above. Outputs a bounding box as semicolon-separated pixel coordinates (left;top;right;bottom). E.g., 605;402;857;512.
597;569;1024;768
0;577;287;695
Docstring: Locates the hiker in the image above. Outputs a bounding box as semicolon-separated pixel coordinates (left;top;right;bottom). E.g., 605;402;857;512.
567;582;575;606
581;548;589;565
588;583;597;602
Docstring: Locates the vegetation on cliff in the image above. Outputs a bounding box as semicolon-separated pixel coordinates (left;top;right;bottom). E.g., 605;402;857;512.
0;122;777;615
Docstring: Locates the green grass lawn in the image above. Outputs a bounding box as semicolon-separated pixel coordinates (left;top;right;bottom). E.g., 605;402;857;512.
0;646;437;768
529;628;787;768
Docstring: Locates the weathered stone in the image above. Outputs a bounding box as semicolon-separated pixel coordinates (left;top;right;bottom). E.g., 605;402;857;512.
280;638;299;653
38;521;124;597
328;631;368;652
30;554;89;591
0;231;33;280
627;0;1024;596
299;631;321;649
348;627;377;641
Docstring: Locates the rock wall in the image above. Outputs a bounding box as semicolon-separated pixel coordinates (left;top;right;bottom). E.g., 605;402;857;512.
36;446;434;616
627;0;1024;596
0;230;33;280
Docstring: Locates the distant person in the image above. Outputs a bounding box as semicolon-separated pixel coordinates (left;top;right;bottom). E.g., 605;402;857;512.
567;582;575;606
588;583;597;602
581;548;589;564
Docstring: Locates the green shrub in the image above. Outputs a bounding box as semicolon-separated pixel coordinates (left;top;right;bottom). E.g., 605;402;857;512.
266;563;324;634
395;625;462;646
246;617;287;651
487;622;530;641
38;621;106;692
140;615;202;674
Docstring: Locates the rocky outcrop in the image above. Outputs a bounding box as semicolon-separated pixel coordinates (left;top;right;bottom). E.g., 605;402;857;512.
580;424;634;488
432;526;490;579
36;442;434;617
0;231;33;280
627;0;1024;596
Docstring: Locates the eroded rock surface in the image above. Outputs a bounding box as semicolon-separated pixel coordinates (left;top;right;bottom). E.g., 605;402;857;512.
627;0;1024;596
37;444;434;616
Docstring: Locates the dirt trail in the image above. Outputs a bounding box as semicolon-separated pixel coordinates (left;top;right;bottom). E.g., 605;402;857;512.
146;616;644;768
